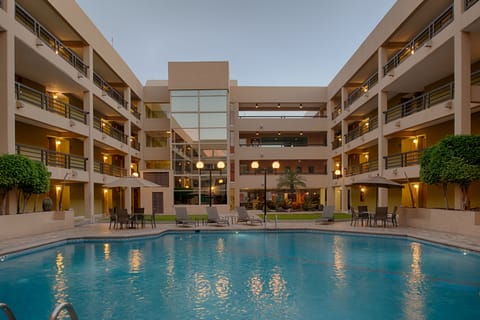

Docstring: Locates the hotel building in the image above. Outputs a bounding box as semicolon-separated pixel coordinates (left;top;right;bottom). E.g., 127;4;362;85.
0;0;479;221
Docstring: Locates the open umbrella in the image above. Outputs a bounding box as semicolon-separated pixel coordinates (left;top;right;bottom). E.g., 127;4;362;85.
103;176;160;188
350;175;403;206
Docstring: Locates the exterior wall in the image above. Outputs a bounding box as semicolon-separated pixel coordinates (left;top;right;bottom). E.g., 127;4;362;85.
399;207;480;237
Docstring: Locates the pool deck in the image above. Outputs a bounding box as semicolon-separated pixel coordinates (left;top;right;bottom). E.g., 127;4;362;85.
1;220;479;256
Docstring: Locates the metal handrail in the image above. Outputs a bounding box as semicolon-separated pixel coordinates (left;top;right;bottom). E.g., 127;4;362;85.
0;303;16;320
15;82;88;124
465;0;479;10
383;4;453;75
346;159;378;177
238;114;327;119
93;116;128;144
16;144;87;171
15;4;88;76
384;149;425;169
345;72;378;107
384;82;454;123
94;160;128;177
345;116;378;143
93;72;127;108
49;302;78;320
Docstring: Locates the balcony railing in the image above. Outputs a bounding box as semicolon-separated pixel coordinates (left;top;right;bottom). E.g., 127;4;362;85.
332;137;342;150
93;72;127;109
131;108;141;120
384;82;454;123
465;0;479;10
15;82;88;124
383;5;454;76
15;4;88;76
345;116;378;143
130;139;141;151
472;70;480;85
346;159;378;177
384;149;425;169
94;161;127;177
331;104;342;120
93;116;128;144
16;144;87;171
345;72;378;107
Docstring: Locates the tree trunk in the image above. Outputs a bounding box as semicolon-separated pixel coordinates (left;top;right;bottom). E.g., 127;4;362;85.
442;183;449;209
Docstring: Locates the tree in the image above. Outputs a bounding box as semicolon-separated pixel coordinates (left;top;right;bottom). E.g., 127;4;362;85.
0;154;19;214
25;161;51;212
277;169;307;209
420;135;480;210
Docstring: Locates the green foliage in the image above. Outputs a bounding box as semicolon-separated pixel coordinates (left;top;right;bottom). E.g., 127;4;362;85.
0;154;51;214
420;135;480;210
277;169;306;191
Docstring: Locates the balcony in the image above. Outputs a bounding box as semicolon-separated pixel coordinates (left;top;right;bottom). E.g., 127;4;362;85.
384;82;454;123
345;116;378;144
130;139;141;151
332;137;342;150
346;159;378;177
131;108;141;120
15;82;87;124
472;70;480;85
93;72;127;109
331;104;342;120
383;5;454;76
93;116;128;144
15;4;88;77
465;0;479;10
345;72;378;107
384;149;424;169
94;161;127;177
16;144;87;171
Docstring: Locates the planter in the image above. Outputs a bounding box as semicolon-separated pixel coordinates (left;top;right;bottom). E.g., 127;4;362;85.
42;197;53;211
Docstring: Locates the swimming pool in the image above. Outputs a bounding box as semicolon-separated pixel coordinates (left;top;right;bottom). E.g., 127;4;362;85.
0;231;479;319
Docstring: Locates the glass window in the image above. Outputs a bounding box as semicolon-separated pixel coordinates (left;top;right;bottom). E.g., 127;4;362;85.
200;113;226;127
200;96;227;112
200;128;227;140
145;103;170;118
171;113;198;128
171;96;197;112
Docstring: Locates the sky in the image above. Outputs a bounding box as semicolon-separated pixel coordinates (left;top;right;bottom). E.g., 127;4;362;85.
76;0;396;86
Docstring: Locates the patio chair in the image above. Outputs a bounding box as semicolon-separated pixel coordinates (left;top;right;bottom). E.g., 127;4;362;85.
175;207;195;227
315;205;335;224
236;206;262;225
133;208;145;228
350;207;367;227
108;207;117;229
387;206;398;227
357;206;370;226
116;208;130;229
206;207;229;226
374;206;388;227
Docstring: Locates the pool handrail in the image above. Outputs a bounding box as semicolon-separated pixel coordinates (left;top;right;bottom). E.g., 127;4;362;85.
49;302;79;320
0;303;16;320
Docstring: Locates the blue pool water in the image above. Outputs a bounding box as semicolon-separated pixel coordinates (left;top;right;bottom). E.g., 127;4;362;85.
0;231;479;320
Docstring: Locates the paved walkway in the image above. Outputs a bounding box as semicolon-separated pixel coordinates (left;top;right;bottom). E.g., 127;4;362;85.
1;220;479;256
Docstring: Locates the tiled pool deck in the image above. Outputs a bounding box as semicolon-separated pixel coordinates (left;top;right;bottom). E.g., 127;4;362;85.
1;220;479;256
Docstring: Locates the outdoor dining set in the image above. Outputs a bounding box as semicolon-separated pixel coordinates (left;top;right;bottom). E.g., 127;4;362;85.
108;207;156;230
350;205;398;228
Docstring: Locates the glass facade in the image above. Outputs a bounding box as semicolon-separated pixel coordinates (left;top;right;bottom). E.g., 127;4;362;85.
171;90;228;205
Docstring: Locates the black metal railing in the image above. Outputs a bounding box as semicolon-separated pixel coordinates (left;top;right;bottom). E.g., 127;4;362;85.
346;159;378;177
332;137;342;150
131;108;141;120
93;72;127;108
15;82;87;124
472;70;480;85
383;5;454;76
331;104;342;120
384;82;454;123
384;149;425;169
93;116;128;144
93;161;127;177
16;144;87;171
465;0;479;10
345;72;378;107
238;114;326;119
15;4;88;76
345;116;378;143
131;139;141;151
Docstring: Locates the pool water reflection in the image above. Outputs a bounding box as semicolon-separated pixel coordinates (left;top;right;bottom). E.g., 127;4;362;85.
0;231;479;319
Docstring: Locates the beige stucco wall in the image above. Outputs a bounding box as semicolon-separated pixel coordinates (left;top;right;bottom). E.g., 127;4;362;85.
399;207;480;237
168;61;230;90
0;210;75;240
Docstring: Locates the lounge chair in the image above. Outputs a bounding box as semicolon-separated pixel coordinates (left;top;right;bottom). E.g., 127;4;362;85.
175;207;195;227
206;207;229;226
315;205;335;224
236;206;262;225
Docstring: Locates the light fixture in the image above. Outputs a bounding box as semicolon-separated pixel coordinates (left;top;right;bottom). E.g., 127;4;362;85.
251;160;280;223
360;187;366;192
255;104;259;109
103;156;108;161
299;131;303;136
103;189;108;194
277;131;281;136
334;169;341;176
55;140;61;146
196;161;204;170
277;103;281;109
56;186;61;191
299;104;303;109
413;184;419;189
413;138;418;144
132;172;139;177
53;93;58;99
255;131;259;136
